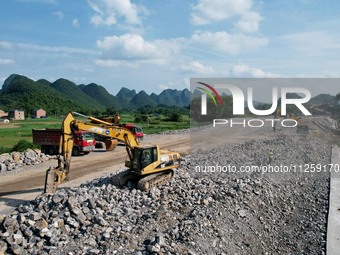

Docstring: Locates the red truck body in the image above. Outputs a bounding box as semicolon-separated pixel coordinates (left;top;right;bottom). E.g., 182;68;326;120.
122;123;144;142
32;128;95;156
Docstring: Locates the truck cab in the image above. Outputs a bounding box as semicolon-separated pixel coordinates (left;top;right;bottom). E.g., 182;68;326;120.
123;123;144;142
72;131;96;155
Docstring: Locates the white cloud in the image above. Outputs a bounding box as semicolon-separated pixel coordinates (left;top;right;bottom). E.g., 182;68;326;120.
191;31;268;55
0;41;14;49
180;61;214;74
88;0;147;27
235;11;262;33
72;18;80;28
53;11;63;20
90;14;116;26
95;31;268;68
280;31;340;55
191;0;262;33
17;43;95;54
2;42;97;55
232;63;278;77
0;59;15;65
96;34;159;59
158;84;170;90
94;59;139;68
96;34;182;66
184;78;190;88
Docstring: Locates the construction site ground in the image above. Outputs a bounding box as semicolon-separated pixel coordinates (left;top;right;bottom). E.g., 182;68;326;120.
0;134;190;215
0;116;339;254
0;117;335;213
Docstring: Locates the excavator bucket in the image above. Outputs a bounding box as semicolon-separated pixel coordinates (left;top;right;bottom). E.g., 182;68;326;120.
44;167;58;193
105;139;119;151
44;167;68;193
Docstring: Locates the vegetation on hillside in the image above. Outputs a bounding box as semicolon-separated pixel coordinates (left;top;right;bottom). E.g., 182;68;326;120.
0;74;95;116
0;74;190;117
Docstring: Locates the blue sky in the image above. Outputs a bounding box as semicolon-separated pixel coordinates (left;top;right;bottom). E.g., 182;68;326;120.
1;0;340;96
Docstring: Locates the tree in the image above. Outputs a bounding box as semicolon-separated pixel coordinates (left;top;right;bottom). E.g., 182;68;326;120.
165;112;182;122
134;114;149;123
104;107;117;116
336;93;340;100
336;93;340;106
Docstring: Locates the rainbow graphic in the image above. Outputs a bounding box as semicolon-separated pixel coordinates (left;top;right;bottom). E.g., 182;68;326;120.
195;82;222;115
196;82;223;106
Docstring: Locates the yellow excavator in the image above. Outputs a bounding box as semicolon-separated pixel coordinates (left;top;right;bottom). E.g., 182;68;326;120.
273;108;311;134
44;112;181;193
287;113;310;134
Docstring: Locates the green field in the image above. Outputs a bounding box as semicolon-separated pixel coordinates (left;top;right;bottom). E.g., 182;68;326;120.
0;113;189;150
0;117;61;148
127;114;190;134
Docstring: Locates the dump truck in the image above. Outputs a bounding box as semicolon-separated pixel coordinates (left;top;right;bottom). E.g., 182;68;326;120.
32;128;96;156
44;112;180;193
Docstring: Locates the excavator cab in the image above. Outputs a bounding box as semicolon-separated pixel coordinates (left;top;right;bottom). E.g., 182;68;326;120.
130;146;158;172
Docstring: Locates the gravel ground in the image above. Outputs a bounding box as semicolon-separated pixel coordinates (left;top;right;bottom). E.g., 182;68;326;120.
157;128;191;135
0;133;330;255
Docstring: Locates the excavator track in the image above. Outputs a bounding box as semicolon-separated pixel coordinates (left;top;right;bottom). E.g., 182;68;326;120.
137;170;174;191
112;169;174;191
111;169;139;187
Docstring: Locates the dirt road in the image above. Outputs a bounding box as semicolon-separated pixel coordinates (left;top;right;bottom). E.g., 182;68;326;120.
0;134;190;214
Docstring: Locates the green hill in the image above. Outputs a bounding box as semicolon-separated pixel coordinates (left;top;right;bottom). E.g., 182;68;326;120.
157;89;190;107
80;83;129;110
0;74;191;116
116;87;137;102
130;90;157;108
51;78;104;111
0;74;87;116
309;93;336;105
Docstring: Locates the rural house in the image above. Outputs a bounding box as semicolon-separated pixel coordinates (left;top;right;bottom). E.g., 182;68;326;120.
8;109;25;120
33;108;46;118
0;109;8;118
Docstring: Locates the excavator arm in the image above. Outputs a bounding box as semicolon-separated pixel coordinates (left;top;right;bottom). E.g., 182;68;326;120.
44;112;75;193
44;112;139;193
72;112;138;161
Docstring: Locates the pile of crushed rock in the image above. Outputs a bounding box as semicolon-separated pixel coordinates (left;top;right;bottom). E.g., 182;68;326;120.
0;150;54;174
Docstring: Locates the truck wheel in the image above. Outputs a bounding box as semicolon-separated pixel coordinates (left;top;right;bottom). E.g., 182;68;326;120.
41;145;47;154
48;146;56;155
72;147;80;156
